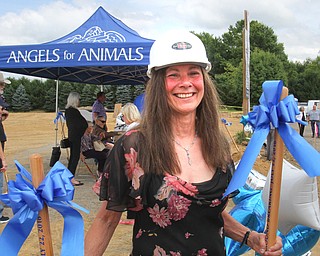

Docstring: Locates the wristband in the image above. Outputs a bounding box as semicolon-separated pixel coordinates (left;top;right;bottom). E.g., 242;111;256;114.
240;230;251;248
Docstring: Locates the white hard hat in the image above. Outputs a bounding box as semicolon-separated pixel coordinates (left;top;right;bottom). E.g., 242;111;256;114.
147;31;211;77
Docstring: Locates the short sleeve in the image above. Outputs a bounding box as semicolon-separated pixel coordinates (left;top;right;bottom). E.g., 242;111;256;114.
99;131;140;212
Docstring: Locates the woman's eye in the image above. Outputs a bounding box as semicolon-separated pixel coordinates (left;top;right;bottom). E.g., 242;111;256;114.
189;71;200;76
167;73;178;78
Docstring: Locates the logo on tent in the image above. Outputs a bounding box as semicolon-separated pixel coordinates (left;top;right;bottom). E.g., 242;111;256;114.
56;26;126;43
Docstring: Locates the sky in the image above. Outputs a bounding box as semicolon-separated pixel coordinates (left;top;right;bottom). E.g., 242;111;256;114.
0;0;319;64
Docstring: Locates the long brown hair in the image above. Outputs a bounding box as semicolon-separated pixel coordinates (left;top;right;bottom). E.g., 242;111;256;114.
139;67;230;175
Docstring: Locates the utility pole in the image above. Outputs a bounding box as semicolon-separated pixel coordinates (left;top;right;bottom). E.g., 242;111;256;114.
242;10;250;115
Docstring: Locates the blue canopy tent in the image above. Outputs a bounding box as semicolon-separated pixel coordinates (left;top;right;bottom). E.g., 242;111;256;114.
0;6;154;86
0;7;154;152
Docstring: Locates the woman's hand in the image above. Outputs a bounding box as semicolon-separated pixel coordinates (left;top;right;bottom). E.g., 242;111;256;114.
0;159;7;172
247;231;283;255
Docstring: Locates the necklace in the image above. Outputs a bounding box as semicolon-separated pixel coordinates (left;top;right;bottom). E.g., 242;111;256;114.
173;133;197;166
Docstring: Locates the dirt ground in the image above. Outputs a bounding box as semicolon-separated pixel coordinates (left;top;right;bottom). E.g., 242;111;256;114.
0;111;319;255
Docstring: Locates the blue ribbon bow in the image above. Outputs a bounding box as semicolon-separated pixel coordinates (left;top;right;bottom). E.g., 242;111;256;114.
54;111;65;124
0;161;89;256
221;118;232;126
224;80;319;197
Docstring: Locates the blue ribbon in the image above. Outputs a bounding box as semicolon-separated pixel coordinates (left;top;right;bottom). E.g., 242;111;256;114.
221;118;232;126
224;80;319;197
54;111;65;124
0;161;89;256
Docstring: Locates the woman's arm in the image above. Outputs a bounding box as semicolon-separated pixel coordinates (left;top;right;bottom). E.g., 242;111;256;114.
85;201;122;256
222;209;282;255
0;144;6;171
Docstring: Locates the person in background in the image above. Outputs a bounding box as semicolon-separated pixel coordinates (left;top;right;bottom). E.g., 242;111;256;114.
0;72;10;150
85;31;282;255
92;91;106;123
121;103;141;131
81;121;110;175
92;115;117;145
114;112;128;132
306;104;320;138
0;72;10;223
296;106;306;137
65;92;88;186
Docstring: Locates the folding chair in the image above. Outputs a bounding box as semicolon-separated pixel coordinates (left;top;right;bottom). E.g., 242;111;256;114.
78;153;99;181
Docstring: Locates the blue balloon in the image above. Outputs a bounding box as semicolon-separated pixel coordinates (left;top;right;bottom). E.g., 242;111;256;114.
133;93;145;113
226;186;320;256
226;189;266;256
279;225;320;256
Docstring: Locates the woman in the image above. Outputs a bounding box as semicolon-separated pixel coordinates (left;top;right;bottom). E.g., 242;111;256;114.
65;92;88;186
121;103;141;131
85;32;282;255
296;106;306;137
81;121;110;175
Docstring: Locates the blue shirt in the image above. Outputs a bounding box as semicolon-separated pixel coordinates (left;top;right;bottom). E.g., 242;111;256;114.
92;100;106;120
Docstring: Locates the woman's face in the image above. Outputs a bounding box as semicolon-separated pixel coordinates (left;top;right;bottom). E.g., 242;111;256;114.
165;64;204;115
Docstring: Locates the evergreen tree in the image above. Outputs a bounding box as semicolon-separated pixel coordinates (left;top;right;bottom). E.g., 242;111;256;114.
43;87;56;112
81;84;96;107
58;82;77;109
11;84;32;112
25;79;47;110
115;85;132;104
105;85;116;109
132;84;145;99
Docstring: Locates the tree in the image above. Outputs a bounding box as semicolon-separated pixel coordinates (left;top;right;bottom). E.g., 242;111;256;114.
43;86;56;112
81;84;97;107
215;49;287;106
300;57;320;100
105;85;116;109
115;85;132;104
11;84;32;112
25;79;47;109
250;49;287;104
196;19;289;106
215;63;242;106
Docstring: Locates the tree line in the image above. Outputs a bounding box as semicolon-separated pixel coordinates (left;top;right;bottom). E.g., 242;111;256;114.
3;78;145;112
3;19;320;112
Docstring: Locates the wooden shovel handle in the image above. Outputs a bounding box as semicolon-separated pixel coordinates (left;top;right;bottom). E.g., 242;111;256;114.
265;87;288;249
30;154;54;256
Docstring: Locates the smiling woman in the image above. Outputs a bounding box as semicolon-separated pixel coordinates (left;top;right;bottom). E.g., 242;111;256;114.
84;31;283;256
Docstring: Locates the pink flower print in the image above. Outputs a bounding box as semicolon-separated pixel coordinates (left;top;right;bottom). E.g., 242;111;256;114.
197;248;208;256
156;182;174;201
164;174;198;196
153;245;168;256
124;148;144;189
148;204;171;228
135;228;143;239
132;164;144;190
124;148;138;179
170;252;182;256
210;199;221;207
167;194;191;221
126;129;138;136
184;232;194;239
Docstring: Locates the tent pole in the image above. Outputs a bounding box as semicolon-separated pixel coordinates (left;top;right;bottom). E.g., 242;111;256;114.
55;79;59;146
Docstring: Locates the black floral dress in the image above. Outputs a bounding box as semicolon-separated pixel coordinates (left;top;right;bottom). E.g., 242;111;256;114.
100;130;234;256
